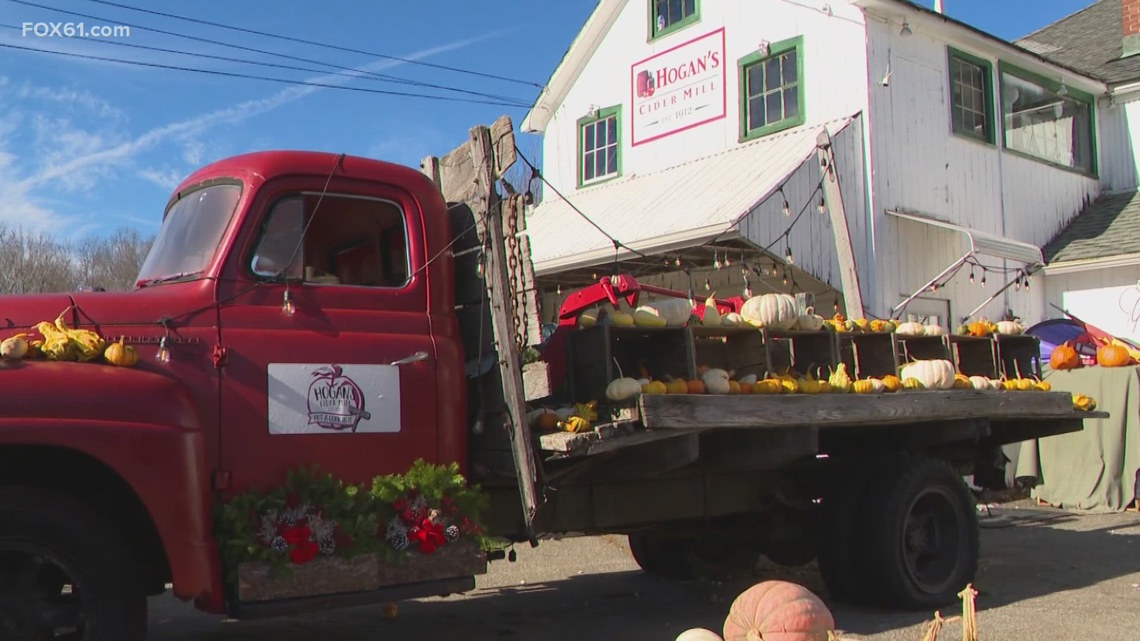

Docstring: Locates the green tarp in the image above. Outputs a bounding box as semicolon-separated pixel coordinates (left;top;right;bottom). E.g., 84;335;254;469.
1016;364;1140;513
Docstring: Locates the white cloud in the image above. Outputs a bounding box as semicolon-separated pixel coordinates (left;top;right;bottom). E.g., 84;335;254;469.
15;83;124;120
16;30;509;193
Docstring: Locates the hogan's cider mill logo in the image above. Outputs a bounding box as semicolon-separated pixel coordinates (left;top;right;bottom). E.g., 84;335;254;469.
635;48;721;99
307;365;372;432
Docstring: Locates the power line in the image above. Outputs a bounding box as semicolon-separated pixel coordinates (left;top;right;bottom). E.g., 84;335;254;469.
85;0;544;88
0;23;531;107
5;0;536;104
0;42;526;107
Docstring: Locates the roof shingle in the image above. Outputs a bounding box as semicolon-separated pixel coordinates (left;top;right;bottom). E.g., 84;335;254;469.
1016;0;1140;85
1044;189;1140;262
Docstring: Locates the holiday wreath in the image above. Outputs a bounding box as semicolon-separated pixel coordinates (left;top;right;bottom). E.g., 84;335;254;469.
215;459;491;585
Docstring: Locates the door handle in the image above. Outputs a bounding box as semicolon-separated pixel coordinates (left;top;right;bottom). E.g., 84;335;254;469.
390;351;430;366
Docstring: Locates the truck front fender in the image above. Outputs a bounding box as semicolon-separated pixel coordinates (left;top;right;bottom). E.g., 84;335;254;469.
0;361;220;609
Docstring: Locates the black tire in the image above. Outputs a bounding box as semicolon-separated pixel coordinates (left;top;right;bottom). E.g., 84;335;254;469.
627;531;697;580
857;456;979;610
815;456;881;604
0;487;147;641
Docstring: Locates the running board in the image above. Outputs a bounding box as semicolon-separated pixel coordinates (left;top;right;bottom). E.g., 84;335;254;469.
229;576;476;620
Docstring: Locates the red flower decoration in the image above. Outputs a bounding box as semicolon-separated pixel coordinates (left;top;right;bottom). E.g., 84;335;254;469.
290;539;319;564
408;517;447;554
392;499;408;512
282;524;311;546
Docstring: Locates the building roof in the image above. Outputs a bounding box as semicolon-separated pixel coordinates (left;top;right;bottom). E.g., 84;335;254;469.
1016;0;1140;86
1044;189;1140;263
524;116;855;276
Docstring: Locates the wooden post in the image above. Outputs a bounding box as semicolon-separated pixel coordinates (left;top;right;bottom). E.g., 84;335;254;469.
466;125;541;538
817;128;864;318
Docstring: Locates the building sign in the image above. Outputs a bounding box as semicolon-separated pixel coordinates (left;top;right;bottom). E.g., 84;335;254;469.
267;363;401;434
631;28;727;146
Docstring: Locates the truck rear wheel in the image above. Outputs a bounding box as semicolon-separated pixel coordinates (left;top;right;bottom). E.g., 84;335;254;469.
857;456;979;609
627;531;697;580
0;487;146;641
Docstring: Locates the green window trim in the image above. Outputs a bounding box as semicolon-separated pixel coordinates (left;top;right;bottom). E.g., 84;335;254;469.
738;36;805;143
996;60;1098;178
577;105;623;188
946;47;996;145
647;0;700;41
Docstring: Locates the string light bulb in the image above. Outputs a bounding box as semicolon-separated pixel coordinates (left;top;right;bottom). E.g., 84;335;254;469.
155;336;171;363
780;188;791;216
969;269;975;284
980;271;987;287
817;195;827;215
281;288;296;316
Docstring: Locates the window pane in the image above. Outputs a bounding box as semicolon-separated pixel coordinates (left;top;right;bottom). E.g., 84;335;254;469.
584;152;596;181
596;122;607;148
782;52;797;84
1001;70;1092;171
766;91;783;123
669;0;682;22
584;123;596;151
748;65;764;99
606;145;618;175
594;150;606;177
765;58;782;91
607;116;617;145
749;97;766;130
684;0;695;16
784;86;799;120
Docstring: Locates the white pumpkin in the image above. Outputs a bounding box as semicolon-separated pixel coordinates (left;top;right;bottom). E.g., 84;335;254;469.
632;309;668;328
701;368;731;395
899;359;957;390
895;321;926;336
722;312;746;327
637;298;693;326
740;293;798;330
996;320;1023;335
968;375;991;391
990;378;1004;390
675;629;724;641
923;324;946;336
606;377;642;401
795;313;825;331
703;294;722;326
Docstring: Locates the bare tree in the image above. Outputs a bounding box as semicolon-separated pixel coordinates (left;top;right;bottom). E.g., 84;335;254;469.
74;228;155;291
0;224;154;294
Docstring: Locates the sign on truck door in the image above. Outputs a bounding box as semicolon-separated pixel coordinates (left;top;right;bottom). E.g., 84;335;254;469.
216;176;439;491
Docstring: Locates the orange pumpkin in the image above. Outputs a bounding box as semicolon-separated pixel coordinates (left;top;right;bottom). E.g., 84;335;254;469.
687;379;707;394
1050;341;1081;371
1097;343;1133;368
723;580;835;641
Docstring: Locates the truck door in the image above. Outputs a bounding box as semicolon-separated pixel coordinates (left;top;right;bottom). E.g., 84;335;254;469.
216;177;439;491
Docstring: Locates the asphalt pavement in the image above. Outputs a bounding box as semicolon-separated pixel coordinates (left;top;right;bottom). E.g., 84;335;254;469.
148;499;1140;641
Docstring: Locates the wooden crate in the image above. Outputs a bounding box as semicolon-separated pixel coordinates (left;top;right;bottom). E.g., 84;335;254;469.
566;325;692;403
689;326;768;380
838;333;900;379
996;334;1043;380
763;329;839;381
896;335;952;364
948;335;999;378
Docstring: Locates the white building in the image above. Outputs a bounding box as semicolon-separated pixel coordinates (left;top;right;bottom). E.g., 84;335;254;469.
521;0;1114;332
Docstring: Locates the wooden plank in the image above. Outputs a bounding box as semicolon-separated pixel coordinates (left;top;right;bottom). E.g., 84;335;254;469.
490;114;517;178
467;124;541;537
818;128;864;318
639;390;1080;430
522;361;552;401
511;194;543;346
420;155;441;189
436;140;479;206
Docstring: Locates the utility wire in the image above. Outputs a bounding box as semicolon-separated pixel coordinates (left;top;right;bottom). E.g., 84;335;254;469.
0;42;526;107
6;0;535;104
0;23;530;107
85;0;544;88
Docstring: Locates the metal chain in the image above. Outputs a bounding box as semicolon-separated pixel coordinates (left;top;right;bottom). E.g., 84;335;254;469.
503;195;531;351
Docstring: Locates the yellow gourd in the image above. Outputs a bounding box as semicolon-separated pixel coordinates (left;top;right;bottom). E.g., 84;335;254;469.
881;374;902;393
828;363;853;393
902;377;924;390
104;337;139;367
753;379;782;394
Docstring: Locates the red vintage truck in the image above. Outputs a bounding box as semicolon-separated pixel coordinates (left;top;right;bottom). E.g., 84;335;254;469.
0;121;1103;639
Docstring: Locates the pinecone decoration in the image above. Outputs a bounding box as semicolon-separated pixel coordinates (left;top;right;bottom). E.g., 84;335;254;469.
318;536;336;555
445;525;460;542
387;529;410;551
270;536;289;553
408;495;428;521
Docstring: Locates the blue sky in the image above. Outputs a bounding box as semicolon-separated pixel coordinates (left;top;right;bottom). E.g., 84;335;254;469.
0;0;1098;240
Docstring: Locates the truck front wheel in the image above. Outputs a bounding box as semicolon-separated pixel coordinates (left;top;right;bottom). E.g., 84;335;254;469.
858;456;979;609
0;487;146;640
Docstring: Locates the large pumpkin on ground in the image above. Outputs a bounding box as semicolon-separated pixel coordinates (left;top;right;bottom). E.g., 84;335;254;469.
723;580;835;641
740;293;799;330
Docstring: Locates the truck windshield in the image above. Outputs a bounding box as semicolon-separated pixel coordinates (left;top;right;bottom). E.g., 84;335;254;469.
136;183;242;287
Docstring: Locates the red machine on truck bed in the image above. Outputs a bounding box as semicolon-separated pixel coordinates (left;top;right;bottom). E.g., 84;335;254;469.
0;121;1103;639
